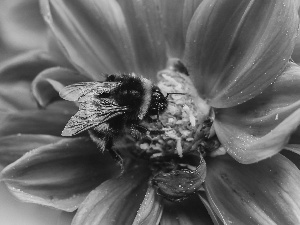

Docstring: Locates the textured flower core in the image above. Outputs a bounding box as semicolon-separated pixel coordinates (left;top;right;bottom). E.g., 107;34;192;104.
137;70;212;157
117;68;225;201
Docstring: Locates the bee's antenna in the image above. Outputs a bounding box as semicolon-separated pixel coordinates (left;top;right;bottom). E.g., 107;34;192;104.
166;93;185;98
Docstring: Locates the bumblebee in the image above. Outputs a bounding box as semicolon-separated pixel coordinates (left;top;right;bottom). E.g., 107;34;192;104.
59;73;168;151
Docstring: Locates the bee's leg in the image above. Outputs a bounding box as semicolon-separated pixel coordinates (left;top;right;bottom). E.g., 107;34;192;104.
130;124;165;140
146;115;165;127
149;129;165;136
88;130;108;152
156;113;166;127
89;125;124;167
130;124;149;140
108;139;124;168
98;132;124;167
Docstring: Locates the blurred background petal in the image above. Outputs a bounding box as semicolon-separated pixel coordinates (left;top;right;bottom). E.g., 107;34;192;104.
0;0;47;60
0;180;64;225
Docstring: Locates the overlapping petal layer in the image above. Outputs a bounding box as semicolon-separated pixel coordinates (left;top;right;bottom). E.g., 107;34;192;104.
40;0;137;79
0;84;35;112
153;156;206;201
0;134;62;166
205;154;300;224
0;50;59;83
72;168;149;225
0;50;59;111
214;63;300;163
132;186;163;225
0;182;64;225
156;0;185;58
282;148;300;169
57;211;75;225
32;67;89;107
0;109;73;137
199;193;223;225
184;0;299;108
46;32;75;69
182;0;203;40
160;195;213;225
291;3;300;63
1;137;120;211
292;34;300;63
116;0;167;78
40;0;167;79
155;0;203;58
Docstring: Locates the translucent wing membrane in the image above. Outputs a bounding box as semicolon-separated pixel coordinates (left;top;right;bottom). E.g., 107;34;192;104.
62;98;128;136
59;82;121;102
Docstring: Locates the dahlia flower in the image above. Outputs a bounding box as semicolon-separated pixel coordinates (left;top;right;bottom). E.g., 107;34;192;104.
1;0;300;224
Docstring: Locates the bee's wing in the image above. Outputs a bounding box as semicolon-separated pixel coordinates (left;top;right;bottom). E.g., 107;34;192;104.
61;98;128;136
59;82;121;102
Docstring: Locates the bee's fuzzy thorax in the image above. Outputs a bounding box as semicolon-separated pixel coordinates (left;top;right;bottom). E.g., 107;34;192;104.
110;74;146;118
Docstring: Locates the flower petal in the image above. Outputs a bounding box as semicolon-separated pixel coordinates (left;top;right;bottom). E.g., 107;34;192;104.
199;192;223;225
281;149;300;170
72;168;150;225
46;31;75;69
156;0;185;58
0;134;62;166
156;0;203;58
0;50;59;111
0;0;47;50
292;29;300;64
1;137;120;211
132;186;163;225
40;0;139;80
57;211;75;225
0;109;73;137
117;0;167;78
0;182;62;225
182;0;203;38
152;155;206;201
160;195;213;225
205;154;300;225
0;50;59;83
290;129;300;145
0;82;36;112
32;67;89;107
214;62;300;163
184;0;299;107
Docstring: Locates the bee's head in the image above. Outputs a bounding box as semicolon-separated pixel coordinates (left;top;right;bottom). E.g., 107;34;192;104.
147;87;168;116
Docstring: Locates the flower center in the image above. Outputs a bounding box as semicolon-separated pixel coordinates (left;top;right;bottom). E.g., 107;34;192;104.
137;69;213;161
115;67;225;201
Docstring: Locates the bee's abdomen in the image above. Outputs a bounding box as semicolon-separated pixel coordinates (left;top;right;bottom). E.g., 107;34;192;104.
89;123;113;151
89;118;124;151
